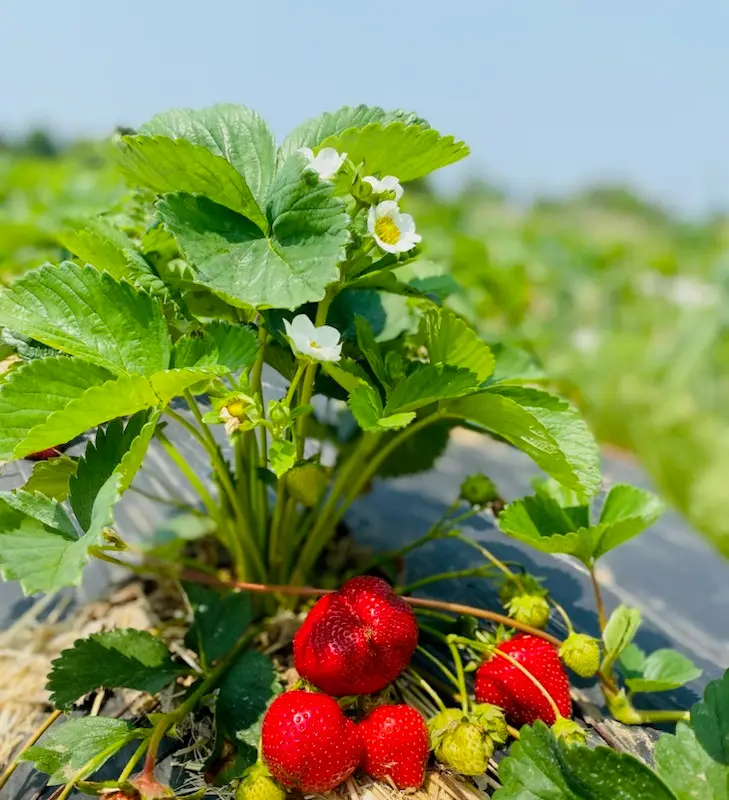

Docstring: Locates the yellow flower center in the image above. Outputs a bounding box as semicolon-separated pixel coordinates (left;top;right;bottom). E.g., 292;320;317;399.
375;216;401;245
226;400;247;419
308;339;320;349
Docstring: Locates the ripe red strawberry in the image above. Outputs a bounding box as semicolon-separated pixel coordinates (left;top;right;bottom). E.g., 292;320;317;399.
359;704;429;789
26;446;64;461
261;690;361;792
294;576;418;696
474;634;571;726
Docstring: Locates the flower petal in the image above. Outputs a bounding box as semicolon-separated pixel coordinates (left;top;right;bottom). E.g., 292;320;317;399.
314;325;341;348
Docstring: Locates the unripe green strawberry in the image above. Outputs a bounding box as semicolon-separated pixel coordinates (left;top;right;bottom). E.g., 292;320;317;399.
506;593;551;629
559;633;601;678
428;709;495;776
437;722;494;775
551;717;588;746
459;474;499;507
236;769;286;800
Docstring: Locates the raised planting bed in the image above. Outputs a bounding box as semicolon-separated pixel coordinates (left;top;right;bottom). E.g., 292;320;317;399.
0;102;727;800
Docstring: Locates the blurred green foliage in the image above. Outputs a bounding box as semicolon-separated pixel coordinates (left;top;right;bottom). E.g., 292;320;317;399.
410;178;729;557
0;131;128;283
3;134;729;557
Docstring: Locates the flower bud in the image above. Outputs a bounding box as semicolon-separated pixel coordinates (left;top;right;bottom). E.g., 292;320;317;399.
459;474;499;507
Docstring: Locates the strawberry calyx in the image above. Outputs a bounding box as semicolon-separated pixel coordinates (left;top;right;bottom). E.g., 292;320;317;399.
551;717;588;746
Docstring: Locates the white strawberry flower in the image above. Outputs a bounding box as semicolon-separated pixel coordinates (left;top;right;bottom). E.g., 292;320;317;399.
284;314;342;363
367;201;422;254
363;175;404;201
298;147;347;181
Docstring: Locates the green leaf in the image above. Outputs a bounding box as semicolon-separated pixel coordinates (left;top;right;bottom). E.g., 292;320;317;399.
117;134;268;231
494;721;676;800
57;218;167;297
143;513;216;560
0;262;171;376
423;306;495;382
47;628;183;710
377;419;453;478
488;342;548;385
0;489;113;594
655;723;729;800
0;356;113;461
448;386;601;501
69;411;158;532
532;476;590;530
355;316;390;389
349;383;415;432
6;361;218;460
619;644;647;678
594;484;664;558
321;121;469;182
322;358;373;395
626;649;702;694
385;364;480;415
603;606;642;665
278;105;428;162
22;717;137;785
157;155;349;310
497;494;594;561
691;670;729;765
214;649;281;781
141;104;277;204
183;583;253;668
23;456;78;501
269;439;296;478
173;321;259;373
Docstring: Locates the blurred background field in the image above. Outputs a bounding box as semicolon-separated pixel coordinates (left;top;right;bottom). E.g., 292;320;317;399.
2;133;729;560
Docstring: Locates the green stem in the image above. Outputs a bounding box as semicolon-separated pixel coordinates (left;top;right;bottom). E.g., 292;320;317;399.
156;429;218;517
251;326;270;536
416;644;459;689
447;638;470;713
142;626;259;780
631;709;690;724
589;564;608;632
182;390;265;581
398;565;497;595
129;486;203;516
406;668;447;712
290;432;379;584
0;709;62;791
294;411;457;582
294;289;336;460
58;740;133;800
118;738;149;783
286;363;307;405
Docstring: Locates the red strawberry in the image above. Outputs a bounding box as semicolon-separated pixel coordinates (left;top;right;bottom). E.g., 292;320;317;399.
474;634;571;726
359;704;429;789
294;576;418;696
261;690;361;792
26;446;64;461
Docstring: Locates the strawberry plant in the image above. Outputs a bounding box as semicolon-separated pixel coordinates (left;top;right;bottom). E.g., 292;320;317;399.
0;103;716;798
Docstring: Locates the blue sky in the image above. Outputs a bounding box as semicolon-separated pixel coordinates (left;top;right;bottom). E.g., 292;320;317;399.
1;1;727;214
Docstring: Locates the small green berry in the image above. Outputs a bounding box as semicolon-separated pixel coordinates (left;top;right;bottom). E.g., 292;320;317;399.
236;770;287;800
459;474;499;507
559;633;601;678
